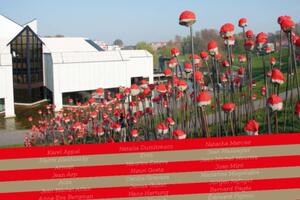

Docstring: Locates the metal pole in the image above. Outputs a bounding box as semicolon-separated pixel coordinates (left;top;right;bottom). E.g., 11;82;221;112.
190;25;199;137
262;55;272;133
279;30;282;69
283;36;293;131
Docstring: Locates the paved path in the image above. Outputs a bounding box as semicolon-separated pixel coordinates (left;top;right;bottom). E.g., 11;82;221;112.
0;88;298;146
0;129;27;146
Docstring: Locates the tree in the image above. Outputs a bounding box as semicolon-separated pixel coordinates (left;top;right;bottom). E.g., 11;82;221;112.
174;35;182;48
136;42;155;54
136;41;158;68
157;41;173;57
295;22;300;35
113;39;124;47
180;29;225;55
231;32;244;55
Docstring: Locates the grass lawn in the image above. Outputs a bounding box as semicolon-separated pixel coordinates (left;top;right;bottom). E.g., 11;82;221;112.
253;105;300;134
0;143;24;148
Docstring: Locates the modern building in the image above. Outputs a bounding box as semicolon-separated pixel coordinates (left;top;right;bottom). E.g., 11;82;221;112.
150;41;167;51
0;15;153;118
93;40;121;51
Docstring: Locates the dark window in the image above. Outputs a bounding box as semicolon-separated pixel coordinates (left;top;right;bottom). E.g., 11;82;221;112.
62;88;119;105
10;26;44;103
131;77;144;85
63;90;95;105
0;99;4;112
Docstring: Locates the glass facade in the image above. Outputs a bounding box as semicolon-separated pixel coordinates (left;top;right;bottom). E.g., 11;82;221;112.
0;99;4;112
10;26;44;103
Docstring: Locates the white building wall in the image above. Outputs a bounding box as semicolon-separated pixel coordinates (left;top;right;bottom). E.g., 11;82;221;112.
57;61;128;92
0;53;15;117
44;53;54;91
126;57;154;84
49;51;153;111
119;50;154;83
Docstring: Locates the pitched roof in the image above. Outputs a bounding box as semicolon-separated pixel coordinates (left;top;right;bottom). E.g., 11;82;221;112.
41;37;100;53
0;14;38;40
7;25;43;46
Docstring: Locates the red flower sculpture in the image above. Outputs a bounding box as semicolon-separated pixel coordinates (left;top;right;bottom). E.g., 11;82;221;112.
207;40;218;56
168;58;177;68
171;47;180;57
96;87;104;97
179;10;196;27
177;80;188;91
200;51;209;60
270;57;276;66
222;102;236;112
196;91;212;107
140;79;148;88
244;120;259;135
267;94;283;111
184;62;193;73
238;67;246;77
194;70;203;82
244;40;255;51
256;32;268;47
222;60;230;67
238;18;247;28
279;16;295;32
245;30;254;38
271;68;285;85
156;123;168;134
238;55;246;63
166;117;175;126
189;54;201;64
156;83;167;94
278;15;291;24
173;129;186;139
220;23;235;38
131;129;139;138
164;68;172;77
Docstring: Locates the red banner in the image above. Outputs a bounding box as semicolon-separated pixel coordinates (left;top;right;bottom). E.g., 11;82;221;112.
0;133;299;199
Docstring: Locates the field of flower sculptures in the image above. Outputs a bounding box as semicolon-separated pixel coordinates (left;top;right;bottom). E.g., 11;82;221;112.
24;11;300;147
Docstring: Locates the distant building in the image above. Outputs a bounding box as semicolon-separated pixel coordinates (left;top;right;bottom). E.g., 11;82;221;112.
0;15;153;117
150;42;167;51
123;45;136;50
93;40;121;51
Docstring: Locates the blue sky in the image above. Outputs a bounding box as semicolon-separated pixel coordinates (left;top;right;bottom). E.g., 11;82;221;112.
1;0;300;45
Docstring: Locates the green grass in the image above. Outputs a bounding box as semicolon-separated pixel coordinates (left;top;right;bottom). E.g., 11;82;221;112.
248;98;300;134
228;49;292;101
0;143;24;148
